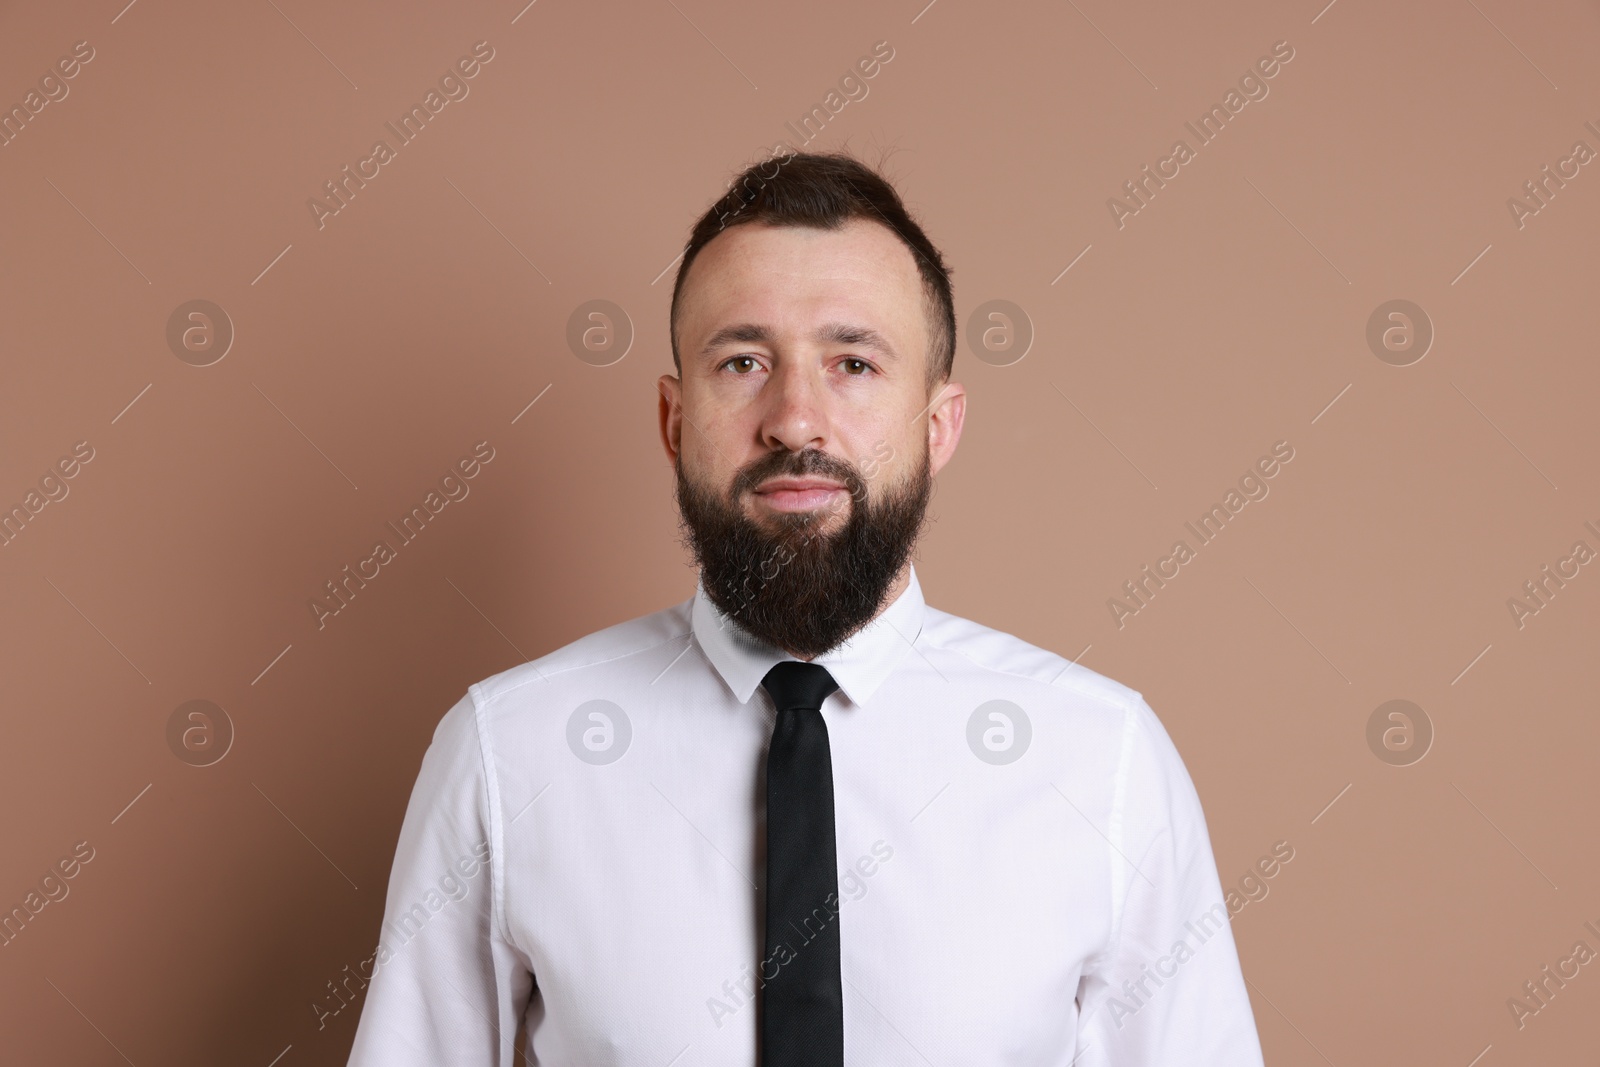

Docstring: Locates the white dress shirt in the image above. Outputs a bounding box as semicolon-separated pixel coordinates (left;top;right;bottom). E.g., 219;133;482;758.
345;563;1264;1066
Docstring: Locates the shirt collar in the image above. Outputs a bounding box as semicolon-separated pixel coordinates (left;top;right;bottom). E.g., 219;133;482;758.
691;563;927;708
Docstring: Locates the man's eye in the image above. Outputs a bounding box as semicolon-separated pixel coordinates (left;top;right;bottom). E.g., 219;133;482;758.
843;358;873;375
723;356;759;373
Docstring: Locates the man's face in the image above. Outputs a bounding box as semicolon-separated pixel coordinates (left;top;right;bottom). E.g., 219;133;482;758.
659;218;966;658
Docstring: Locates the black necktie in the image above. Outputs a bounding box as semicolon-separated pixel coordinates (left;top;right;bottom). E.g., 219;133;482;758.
759;661;845;1067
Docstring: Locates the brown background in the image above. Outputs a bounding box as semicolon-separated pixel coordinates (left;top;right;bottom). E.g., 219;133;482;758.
2;0;1597;1063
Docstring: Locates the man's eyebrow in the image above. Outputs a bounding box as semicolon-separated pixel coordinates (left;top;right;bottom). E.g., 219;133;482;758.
699;322;898;360
700;322;773;356
815;322;897;360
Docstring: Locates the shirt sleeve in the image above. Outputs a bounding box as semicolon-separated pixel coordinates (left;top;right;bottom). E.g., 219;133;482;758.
1072;696;1265;1066
345;690;534;1066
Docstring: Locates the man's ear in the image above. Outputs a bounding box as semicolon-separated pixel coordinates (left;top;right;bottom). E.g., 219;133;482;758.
926;379;966;478
658;374;683;465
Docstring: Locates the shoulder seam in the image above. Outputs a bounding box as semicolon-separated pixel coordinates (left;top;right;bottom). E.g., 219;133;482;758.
917;625;1143;712
466;683;511;947
913;628;1058;691
482;625;694;705
1050;662;1143;709
1105;695;1142;959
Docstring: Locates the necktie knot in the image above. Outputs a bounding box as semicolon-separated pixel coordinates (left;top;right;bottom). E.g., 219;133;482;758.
761;661;839;712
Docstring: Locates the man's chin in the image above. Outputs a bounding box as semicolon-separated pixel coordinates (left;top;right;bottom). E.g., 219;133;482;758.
744;495;852;534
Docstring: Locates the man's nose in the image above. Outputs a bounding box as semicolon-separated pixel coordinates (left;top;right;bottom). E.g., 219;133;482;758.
759;361;830;452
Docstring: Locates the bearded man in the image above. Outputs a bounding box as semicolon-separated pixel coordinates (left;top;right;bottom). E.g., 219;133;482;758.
347;150;1264;1067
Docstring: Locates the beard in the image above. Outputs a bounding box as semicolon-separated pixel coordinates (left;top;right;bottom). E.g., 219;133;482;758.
674;440;933;660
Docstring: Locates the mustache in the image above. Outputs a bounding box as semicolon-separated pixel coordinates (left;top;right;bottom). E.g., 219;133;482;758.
729;448;865;500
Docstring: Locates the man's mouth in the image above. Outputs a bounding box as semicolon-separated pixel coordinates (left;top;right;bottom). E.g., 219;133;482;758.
751;478;847;513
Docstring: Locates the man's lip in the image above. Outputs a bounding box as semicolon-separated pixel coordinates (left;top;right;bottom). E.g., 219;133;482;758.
753;479;845;494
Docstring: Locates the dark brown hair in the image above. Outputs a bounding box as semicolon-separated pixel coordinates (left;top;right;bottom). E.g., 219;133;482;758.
669;149;955;395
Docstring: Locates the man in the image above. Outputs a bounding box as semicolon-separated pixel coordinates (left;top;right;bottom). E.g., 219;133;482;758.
346;150;1265;1065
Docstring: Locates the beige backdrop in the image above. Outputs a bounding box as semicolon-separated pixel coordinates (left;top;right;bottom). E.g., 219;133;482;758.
2;0;1598;1063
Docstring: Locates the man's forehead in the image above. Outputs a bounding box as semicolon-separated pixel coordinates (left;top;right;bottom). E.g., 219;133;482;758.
680;220;925;335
